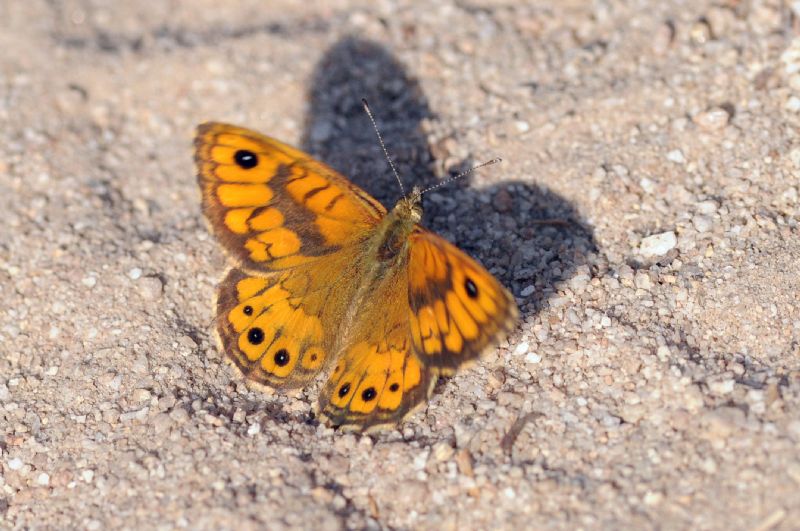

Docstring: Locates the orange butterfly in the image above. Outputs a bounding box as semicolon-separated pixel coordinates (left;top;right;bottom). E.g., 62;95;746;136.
195;120;518;432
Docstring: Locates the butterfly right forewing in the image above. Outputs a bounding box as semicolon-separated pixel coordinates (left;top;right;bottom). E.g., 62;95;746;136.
196;122;386;273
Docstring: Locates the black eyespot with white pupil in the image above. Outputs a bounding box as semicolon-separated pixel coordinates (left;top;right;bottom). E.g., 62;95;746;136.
234;149;258;169
389;383;400;392
361;387;377;401
464;277;479;298
243;305;253;316
247;327;264;345
274;349;289;366
338;383;350;397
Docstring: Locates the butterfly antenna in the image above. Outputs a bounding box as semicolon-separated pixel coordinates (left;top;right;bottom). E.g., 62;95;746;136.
362;98;406;197
419;157;502;195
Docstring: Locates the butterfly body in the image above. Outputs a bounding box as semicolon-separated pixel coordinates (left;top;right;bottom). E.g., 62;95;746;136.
196;122;518;431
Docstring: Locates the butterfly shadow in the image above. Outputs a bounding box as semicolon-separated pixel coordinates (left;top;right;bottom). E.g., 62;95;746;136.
301;37;597;322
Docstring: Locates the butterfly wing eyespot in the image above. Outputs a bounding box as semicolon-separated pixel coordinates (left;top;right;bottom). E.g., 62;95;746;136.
195;122;387;272
407;229;519;374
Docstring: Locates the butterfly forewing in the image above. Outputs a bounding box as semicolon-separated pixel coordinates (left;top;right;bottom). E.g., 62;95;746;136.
407;229;519;374
196;122;385;272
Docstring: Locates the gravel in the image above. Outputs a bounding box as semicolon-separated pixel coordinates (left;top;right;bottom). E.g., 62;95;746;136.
1;1;799;529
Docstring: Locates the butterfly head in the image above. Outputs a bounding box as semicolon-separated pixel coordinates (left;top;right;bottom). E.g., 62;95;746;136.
394;186;423;224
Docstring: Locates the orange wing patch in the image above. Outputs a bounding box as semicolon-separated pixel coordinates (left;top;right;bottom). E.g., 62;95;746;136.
407;229;518;374
196;122;387;272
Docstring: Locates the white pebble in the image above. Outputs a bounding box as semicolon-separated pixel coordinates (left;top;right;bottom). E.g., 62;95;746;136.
786;96;800;113
639;177;656;194
37;472;50;486
81;470;95;482
696;200;718;214
7;457;23;470
666;149;686;163
639;231;677;257
514;342;530;356
693;107;730;130
81;276;97;288
247;422;261;436
128;267;142;280
634;272;653;290
709;379;735;395
790;148;800;169
692;215;713;233
525;352;542;364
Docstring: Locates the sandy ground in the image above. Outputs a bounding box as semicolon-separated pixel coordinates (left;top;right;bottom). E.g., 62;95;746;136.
1;0;799;529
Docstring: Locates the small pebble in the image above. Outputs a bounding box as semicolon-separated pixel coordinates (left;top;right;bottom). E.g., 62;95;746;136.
786;96;800;113
692;215;713;233
81;276;97;288
666;150;686;164
639;231;677;257
696;200;719;214
432;442;455;462
493;189;513;213
36;472;50;486
693;107;730;130
634;272;653;290
137;276;163;300
520;285;535;297
8;458;24;470
709;379;735;395
128;267;142;280
514;342;530;356
525;352;542;364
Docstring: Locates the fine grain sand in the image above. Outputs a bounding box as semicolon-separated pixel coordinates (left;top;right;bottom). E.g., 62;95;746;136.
1;1;799;529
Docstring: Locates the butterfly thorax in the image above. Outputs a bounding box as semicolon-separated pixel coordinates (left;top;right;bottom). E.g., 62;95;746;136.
375;188;422;262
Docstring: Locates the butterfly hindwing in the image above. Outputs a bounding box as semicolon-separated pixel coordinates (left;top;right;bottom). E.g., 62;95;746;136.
317;266;436;431
215;247;364;389
196;122;386;272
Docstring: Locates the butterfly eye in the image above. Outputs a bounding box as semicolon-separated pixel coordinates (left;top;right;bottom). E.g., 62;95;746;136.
247;327;265;345
361;387;377;402
234;149;258;169
274;348;290;367
464;277;479;299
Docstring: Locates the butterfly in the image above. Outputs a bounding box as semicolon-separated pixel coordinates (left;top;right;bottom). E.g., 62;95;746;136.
195;120;518;432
